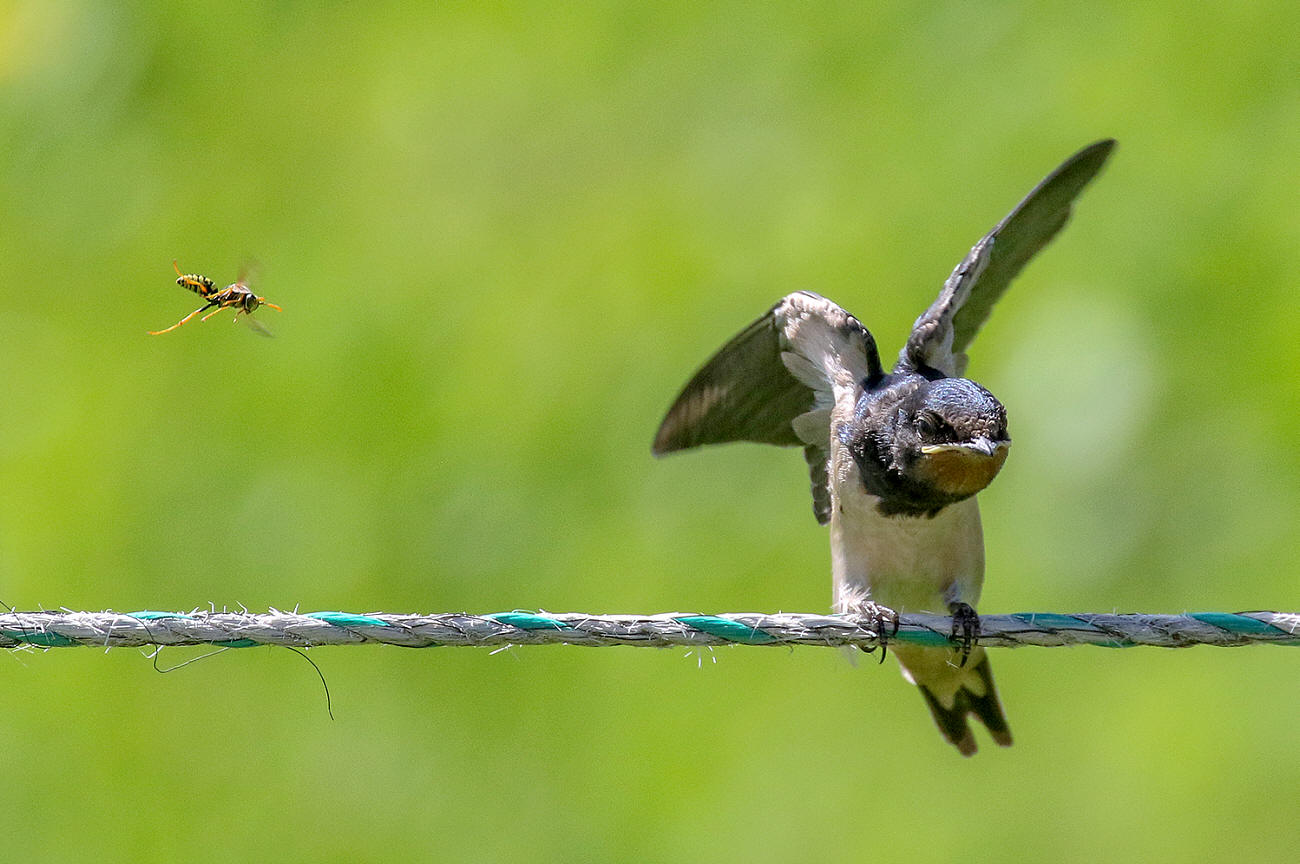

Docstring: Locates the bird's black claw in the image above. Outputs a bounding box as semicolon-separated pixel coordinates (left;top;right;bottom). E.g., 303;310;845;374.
854;601;899;663
948;602;979;667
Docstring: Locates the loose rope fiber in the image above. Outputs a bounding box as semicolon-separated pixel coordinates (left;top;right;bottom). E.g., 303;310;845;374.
1;609;1296;650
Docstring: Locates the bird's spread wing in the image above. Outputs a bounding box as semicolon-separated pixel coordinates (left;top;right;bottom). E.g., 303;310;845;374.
901;139;1117;377
653;291;880;524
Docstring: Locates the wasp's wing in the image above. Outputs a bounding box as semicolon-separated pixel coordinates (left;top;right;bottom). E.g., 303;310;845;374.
901;139;1116;377
653;291;880;524
240;314;275;337
235;258;262;289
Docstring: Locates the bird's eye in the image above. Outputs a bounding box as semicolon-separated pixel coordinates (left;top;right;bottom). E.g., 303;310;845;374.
916;413;939;438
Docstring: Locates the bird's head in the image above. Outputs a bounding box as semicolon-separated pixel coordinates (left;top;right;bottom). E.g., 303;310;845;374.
899;377;1010;500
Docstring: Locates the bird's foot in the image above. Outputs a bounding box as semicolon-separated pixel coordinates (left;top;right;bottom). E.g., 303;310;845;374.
948;602;979;667
854;601;899;664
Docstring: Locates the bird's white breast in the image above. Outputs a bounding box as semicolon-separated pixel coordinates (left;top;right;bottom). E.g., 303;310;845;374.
829;445;985;615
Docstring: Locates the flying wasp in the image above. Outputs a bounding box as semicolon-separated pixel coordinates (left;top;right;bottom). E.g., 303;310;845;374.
149;260;281;336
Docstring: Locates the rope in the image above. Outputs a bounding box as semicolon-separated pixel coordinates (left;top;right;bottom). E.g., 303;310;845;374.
1;609;1296;650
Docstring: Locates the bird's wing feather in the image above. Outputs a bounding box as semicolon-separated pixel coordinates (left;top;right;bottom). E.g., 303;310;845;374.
901;139;1116;376
653;291;879;524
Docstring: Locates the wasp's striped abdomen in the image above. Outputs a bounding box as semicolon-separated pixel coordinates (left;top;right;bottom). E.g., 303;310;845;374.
175;272;216;297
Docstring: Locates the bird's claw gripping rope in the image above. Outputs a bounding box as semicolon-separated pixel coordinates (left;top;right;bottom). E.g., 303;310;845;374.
855;601;901;663
949;602;980;666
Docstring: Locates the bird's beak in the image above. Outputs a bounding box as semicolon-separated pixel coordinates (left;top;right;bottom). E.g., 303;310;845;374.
921;437;1010;458
969;436;1009;457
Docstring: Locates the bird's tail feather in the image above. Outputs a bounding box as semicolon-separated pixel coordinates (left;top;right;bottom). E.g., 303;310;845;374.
917;654;1012;757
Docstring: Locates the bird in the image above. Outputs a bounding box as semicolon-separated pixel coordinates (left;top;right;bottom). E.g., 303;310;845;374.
652;139;1116;755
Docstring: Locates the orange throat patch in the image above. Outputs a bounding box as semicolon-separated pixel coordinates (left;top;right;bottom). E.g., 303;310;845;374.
916;444;1009;499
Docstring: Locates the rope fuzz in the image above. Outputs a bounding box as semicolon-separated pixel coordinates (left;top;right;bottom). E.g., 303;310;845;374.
2;609;1296;650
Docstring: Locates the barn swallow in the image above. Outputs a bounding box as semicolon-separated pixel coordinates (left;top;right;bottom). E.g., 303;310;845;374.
653;140;1116;755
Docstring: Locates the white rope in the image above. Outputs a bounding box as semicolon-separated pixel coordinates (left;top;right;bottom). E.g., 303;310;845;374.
2;609;1296;650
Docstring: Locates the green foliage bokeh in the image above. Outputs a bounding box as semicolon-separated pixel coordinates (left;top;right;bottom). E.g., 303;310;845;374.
1;1;1297;858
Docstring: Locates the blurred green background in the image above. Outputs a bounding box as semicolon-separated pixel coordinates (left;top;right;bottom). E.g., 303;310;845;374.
2;0;1297;858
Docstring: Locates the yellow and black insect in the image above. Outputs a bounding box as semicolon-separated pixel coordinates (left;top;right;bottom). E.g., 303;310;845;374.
149;260;281;336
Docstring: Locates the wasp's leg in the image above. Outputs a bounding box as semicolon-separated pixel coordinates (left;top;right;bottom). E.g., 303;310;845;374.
148;303;217;335
200;304;232;322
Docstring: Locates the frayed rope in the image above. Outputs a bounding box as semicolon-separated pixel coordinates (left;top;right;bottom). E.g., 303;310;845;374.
1;609;1297;650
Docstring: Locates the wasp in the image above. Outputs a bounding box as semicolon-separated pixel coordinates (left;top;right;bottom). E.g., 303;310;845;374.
149;260;281;336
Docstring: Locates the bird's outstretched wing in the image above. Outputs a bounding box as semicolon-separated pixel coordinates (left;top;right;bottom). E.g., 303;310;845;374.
653;291;881;524
901;139;1117;377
